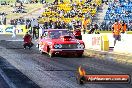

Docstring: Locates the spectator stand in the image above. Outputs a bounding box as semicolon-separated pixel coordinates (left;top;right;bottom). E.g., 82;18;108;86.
103;0;132;31
38;0;103;33
12;2;27;13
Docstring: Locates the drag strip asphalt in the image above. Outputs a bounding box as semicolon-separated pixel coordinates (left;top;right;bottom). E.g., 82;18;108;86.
0;40;131;88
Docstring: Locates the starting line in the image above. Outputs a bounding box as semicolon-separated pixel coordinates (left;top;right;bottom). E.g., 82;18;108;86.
6;40;23;42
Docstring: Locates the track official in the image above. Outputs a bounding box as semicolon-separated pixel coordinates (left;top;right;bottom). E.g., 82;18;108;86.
112;20;122;46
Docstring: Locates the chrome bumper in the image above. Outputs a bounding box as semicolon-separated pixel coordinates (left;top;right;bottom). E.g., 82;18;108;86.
51;49;84;51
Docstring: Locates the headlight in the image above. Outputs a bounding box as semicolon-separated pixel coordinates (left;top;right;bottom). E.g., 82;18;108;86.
77;44;84;49
77;44;81;49
54;44;62;48
80;44;84;49
58;44;62;48
54;44;59;48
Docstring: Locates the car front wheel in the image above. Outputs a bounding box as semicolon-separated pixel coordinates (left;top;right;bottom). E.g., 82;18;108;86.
77;53;83;57
40;50;44;54
48;49;54;58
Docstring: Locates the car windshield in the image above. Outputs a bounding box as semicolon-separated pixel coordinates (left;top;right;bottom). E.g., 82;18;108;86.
49;30;75;39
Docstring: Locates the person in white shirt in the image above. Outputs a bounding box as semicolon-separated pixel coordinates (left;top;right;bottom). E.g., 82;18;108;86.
12;25;17;38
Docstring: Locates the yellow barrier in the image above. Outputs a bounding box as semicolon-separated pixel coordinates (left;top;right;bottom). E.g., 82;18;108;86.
101;35;109;51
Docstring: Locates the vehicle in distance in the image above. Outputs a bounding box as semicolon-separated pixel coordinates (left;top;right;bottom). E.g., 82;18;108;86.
39;29;85;57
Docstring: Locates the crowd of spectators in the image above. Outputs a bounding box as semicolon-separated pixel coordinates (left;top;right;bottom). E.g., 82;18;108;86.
12;2;27;13
103;0;132;31
0;1;11;5
16;0;42;4
39;0;102;32
43;1;98;19
10;17;25;25
40;19;83;30
0;12;6;25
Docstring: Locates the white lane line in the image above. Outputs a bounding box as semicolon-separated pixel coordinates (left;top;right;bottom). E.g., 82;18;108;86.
0;68;17;88
6;40;23;41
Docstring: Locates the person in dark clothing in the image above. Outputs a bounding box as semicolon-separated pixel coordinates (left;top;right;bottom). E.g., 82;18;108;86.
49;20;53;28
88;24;95;34
88;27;95;34
54;0;58;4
32;26;37;39
88;23;100;34
54;21;57;29
44;22;48;29
94;23;100;34
58;21;62;29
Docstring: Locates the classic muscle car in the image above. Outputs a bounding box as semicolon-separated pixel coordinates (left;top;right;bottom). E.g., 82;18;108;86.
39;29;85;57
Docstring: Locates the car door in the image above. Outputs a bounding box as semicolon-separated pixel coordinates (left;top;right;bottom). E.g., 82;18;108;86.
42;32;50;53
39;31;47;52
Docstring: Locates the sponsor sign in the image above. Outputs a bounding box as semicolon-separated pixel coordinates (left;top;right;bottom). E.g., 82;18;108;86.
0;25;27;34
84;74;130;83
77;66;131;84
82;34;102;50
5;25;14;33
0;25;4;33
92;36;101;46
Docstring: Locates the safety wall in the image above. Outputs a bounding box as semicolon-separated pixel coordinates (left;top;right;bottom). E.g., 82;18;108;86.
0;25;27;35
82;34;109;51
102;33;131;48
114;34;132;54
82;33;132;54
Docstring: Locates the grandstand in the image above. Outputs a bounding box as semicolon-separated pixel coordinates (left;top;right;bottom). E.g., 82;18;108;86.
38;0;102;28
0;3;44;24
103;0;132;31
0;0;131;33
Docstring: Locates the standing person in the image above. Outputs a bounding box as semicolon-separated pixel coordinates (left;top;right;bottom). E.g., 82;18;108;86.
31;18;37;39
88;23;95;34
33;26;37;39
31;18;35;33
121;20;127;34
12;25;17;38
82;18;89;34
112;20;122;46
94;23;100;34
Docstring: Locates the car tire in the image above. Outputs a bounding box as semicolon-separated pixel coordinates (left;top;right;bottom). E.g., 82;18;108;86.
48;49;54;58
40;50;44;54
39;45;44;54
77;53;83;57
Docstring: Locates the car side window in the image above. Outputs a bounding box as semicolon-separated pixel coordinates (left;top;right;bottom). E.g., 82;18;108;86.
42;31;48;38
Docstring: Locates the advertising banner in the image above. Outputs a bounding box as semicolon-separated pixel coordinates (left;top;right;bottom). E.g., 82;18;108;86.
0;25;5;34
0;25;27;35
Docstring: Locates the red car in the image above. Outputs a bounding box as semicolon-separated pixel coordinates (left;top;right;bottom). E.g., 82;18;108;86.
39;29;85;57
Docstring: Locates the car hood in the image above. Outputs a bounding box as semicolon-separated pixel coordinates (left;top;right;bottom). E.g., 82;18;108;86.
50;39;84;44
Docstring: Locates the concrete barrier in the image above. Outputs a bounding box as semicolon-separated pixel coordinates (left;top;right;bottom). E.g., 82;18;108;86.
101;33;131;48
82;34;109;51
114;34;132;54
82;33;132;54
